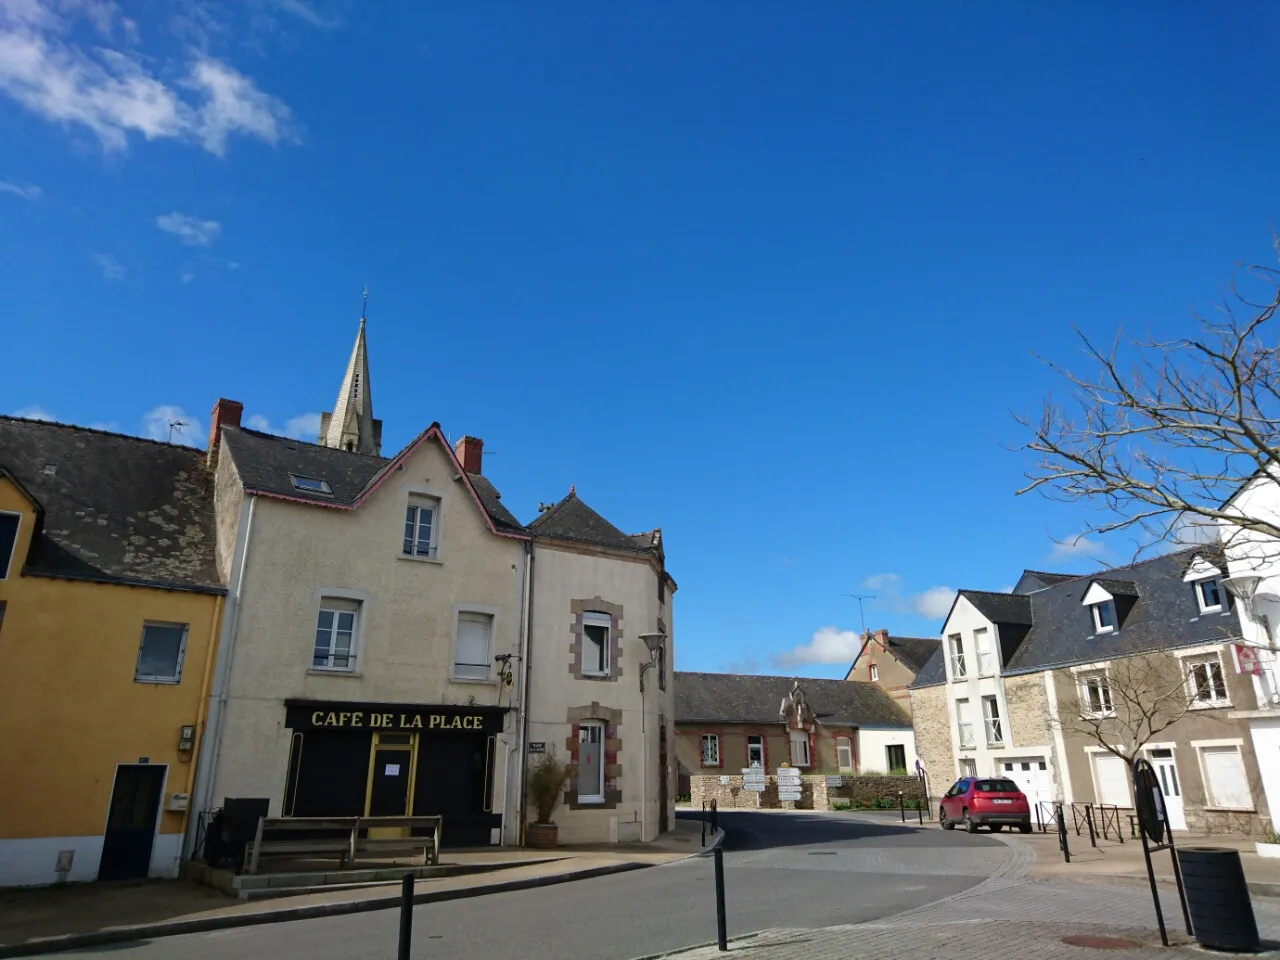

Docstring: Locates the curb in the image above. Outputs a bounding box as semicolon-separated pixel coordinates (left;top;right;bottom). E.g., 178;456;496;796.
0;861;650;959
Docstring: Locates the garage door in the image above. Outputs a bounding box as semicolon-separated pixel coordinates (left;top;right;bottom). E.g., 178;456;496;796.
1093;753;1131;807
1001;758;1052;808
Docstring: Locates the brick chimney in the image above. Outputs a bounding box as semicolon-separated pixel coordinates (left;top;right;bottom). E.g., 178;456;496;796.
206;398;243;469
873;628;889;651
455;436;483;474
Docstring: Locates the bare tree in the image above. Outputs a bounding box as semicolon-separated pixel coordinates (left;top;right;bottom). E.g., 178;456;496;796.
1018;261;1280;555
1058;652;1211;762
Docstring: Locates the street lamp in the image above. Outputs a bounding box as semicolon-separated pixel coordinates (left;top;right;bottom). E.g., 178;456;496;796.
1224;575;1280;705
636;631;668;842
637;632;667;692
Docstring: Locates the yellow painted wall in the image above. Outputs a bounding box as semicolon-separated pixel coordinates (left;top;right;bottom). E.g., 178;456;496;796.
0;478;223;840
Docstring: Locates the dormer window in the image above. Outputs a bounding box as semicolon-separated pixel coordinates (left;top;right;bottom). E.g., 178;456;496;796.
1092;600;1116;633
1196;578;1224;614
1182;554;1227;617
290;474;332;495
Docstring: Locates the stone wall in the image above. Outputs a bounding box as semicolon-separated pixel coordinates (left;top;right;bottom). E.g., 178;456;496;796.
1003;672;1052;747
829;775;926;806
909;684;953;796
690;773;924;811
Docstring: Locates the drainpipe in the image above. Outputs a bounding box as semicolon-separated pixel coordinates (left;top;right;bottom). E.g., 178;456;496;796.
185;495;257;858
517;539;535;845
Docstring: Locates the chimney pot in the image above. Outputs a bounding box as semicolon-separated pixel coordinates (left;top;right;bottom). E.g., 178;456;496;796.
455;435;483;474
207;398;243;469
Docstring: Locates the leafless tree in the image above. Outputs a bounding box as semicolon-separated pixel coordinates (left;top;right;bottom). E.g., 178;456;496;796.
1058;652;1211;762
1018;260;1280;556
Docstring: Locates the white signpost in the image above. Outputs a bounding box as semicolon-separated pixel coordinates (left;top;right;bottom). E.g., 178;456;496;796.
742;762;766;792
777;766;803;801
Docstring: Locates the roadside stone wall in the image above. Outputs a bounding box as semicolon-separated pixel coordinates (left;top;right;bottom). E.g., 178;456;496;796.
828;775;925;806
690;774;922;811
909;683;953;796
1003;673;1052;748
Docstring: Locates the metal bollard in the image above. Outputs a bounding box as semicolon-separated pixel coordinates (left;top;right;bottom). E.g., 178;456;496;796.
398;872;414;960
1057;806;1071;864
917;798;923;825
713;846;727;951
1084;805;1097;848
898;791;905;823
702;801;707;846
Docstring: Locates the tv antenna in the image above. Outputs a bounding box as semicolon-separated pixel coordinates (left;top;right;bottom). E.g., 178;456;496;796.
167;419;189;444
843;594;875;634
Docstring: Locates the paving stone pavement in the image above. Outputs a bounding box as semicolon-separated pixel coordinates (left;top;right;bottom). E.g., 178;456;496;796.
650;833;1280;960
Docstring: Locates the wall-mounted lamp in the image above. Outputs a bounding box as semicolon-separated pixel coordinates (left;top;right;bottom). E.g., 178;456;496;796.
637;632;667;692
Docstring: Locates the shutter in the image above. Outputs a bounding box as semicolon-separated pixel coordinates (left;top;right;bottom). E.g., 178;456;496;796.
1093;754;1130;806
1202;746;1250;808
455;613;492;679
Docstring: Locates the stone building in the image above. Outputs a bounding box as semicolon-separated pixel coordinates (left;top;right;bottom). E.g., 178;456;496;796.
844;629;940;716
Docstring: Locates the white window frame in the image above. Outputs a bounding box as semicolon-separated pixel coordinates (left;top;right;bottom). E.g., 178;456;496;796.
982;695;1003;745
948;634;967;679
956;698;975;749
0;509;19;580
869;663;879;682
452;607;495;682
289;474;332;496
134;621;189;683
789;730;811;767
1193;739;1253;811
746;735;764;768
1079;670;1115;718
402;497;440;560
975;627;995;677
836;736;854;772
1091;601;1116;634
1185;654;1231;708
1194;577;1225;615
578;721;606;802
700;733;721;767
581;612;612;677
313;600;360;672
886;743;907;774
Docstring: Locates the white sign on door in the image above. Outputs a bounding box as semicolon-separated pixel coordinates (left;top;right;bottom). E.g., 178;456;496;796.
385;764;401;776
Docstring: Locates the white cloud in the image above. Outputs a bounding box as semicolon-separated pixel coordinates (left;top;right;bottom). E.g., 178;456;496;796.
141;404;204;448
91;252;126;279
273;0;339;29
912;586;957;619
0;3;297;156
156;211;221;246
861;572;901;591
775;625;862;668
0;179;40;200
180;271;195;283
13;404;55;420
1049;533;1108;561
245;411;322;440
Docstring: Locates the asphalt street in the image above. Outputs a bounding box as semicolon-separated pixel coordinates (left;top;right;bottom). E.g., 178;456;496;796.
52;812;1006;960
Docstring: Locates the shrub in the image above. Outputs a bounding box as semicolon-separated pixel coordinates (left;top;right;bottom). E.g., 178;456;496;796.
852;799;864;809
831;799;851;811
858;768;887;777
871;797;893;809
888;767;909;777
527;752;572;824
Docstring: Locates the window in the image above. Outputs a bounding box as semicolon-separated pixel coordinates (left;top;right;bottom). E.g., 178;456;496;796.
960;759;977;777
289;474;332;495
701;734;721;767
578;722;605;802
1196;578;1224;614
1092;600;1116;634
886;744;907;774
134;622;188;682
0;512;18;579
789;730;811;767
403;501;437;558
837;737;854;772
949;634;967;678
982;696;1003;745
1080;671;1114;716
870;663;879;682
1200;745;1251;809
1187;656;1230;706
956;698;975;749
582;612;611;676
747;735;764;768
454;611;493;680
314;599;358;671
972;628;994;676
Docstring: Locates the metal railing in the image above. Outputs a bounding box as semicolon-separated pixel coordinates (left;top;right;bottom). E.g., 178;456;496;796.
950;654;968;678
1034;800;1124;844
984;717;1004;745
957;722;975;750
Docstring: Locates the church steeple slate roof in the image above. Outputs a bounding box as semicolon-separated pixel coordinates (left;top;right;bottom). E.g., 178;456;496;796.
318;315;382;455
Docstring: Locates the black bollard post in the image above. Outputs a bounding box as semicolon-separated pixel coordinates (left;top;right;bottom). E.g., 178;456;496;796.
917;798;923;825
713;846;727;951
398;872;414;960
1084;805;1097;847
899;791;905;823
1057;806;1071;864
702;801;707;846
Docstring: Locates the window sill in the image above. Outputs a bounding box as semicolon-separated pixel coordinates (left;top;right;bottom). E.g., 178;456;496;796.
577;797;606;805
581;672;612;680
399;553;442;565
1081;712;1117;720
307;668;362;678
1203;805;1255;813
134;676;181;685
450;676;496;685
1190;701;1232;711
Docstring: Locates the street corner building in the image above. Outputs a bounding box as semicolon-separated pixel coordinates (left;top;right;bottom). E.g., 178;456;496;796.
524;491;676;844
0;416;226;885
673;671;917;807
909;549;1272;834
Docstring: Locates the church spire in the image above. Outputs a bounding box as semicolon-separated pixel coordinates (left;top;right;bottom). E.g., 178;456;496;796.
318;299;382;455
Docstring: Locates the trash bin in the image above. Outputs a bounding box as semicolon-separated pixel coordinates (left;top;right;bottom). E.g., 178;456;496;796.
1177;846;1259;952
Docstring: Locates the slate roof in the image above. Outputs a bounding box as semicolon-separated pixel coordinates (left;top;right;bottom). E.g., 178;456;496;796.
909;547;1239;688
885;635;942;673
909;646;947;688
0;416;222;592
675;671;912;728
1014;569;1078;594
220;426;526;535
957;590;1033;625
528;491;653;554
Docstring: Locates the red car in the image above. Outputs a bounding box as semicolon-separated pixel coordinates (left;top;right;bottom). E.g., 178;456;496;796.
939;776;1032;833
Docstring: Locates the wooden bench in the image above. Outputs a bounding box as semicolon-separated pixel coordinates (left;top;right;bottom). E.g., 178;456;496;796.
246;817;359;875
353;816;443;867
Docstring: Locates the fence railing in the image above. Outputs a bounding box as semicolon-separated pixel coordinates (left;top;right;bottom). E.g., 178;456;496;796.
1034;800;1125;843
985;718;1004;745
951;654;968;678
957;723;975;750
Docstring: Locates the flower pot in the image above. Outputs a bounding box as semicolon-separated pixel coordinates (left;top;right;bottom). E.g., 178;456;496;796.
1255;841;1280;859
527;822;559;849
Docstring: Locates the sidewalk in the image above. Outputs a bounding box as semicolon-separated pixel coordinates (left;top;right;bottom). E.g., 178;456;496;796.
0;819;720;958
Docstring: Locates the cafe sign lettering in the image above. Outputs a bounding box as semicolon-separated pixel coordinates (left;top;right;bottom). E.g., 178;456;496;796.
309;710;485;730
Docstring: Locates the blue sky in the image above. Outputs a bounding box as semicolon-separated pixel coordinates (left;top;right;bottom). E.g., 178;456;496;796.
3;2;1280;677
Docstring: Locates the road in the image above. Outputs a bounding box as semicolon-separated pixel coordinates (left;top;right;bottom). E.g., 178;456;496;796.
54;812;1005;960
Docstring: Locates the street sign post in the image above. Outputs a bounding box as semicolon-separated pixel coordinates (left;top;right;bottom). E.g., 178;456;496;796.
742;762;766;792
777;766;802;801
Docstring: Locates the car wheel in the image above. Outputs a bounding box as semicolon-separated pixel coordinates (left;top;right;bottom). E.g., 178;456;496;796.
1019;823;1032;834
963;808;977;834
990;824;1004;832
940;808;953;830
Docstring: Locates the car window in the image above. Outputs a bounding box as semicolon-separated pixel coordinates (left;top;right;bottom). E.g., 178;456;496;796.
947;779;967;797
974;778;1019;793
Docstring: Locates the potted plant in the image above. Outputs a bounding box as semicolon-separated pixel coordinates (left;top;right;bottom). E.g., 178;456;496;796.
1256;832;1280;858
527;752;572;849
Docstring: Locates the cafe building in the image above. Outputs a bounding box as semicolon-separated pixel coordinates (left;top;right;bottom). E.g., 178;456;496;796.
187;321;532;850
